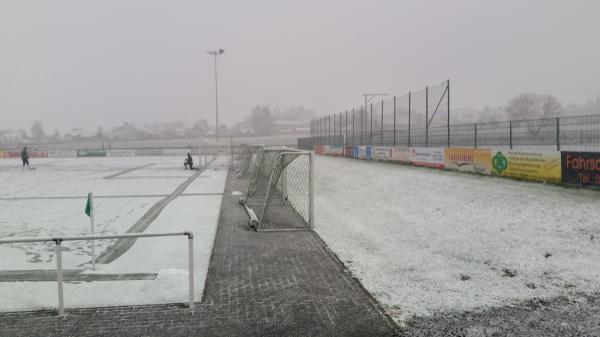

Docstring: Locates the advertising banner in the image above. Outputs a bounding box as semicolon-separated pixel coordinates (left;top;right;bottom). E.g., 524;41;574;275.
444;148;492;175
358;146;366;159
135;149;162;156
410;147;444;168
324;145;344;156
106;149;136;157
390;147;411;163
48;150;77;158
77;150;107;157
490;149;560;183
0;151;4;159
4;151;48;158
561;151;600;186
372;146;392;161
313;144;324;155
162;148;191;156
357;146;372;160
344;145;353;157
352;145;359;158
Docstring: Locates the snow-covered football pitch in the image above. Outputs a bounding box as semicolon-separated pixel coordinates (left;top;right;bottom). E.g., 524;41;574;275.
0;156;228;311
314;155;600;324
1;154;599;326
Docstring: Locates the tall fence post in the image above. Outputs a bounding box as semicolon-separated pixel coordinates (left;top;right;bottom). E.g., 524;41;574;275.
333;114;336;146
447;79;450;148
317;118;320;144
474;123;477;149
328;115;331;145
319;118;321;144
509;120;513;149
408;92;411;147
352;109;355;145
393;96;397;146
381;100;384;146
370;103;373;146
54;239;65;316
425;86;429;147
556;117;560;151
345;110;348;146
360;107;363;145
339;112;342;146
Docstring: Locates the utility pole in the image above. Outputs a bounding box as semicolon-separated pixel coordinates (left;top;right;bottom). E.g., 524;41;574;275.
207;49;225;143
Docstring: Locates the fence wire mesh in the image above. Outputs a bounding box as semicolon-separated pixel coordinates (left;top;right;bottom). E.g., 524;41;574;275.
308;80;600;152
236;145;262;178
247;149;286;197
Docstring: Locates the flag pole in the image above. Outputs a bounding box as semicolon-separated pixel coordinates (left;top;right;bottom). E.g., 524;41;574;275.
89;192;96;270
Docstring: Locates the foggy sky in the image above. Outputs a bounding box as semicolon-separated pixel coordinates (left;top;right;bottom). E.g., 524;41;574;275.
1;0;599;132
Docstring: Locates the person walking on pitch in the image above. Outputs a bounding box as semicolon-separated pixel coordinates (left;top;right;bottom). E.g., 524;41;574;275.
21;146;30;170
184;152;194;170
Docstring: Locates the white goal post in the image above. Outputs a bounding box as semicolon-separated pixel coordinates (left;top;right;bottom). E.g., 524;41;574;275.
240;148;314;231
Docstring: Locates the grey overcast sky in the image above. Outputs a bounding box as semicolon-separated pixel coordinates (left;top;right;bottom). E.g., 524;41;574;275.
1;0;599;132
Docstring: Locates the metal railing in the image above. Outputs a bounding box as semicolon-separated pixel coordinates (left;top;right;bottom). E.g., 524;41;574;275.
0;231;195;316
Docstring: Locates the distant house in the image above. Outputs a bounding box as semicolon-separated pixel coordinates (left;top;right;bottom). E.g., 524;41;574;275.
107;122;157;141
63;128;109;142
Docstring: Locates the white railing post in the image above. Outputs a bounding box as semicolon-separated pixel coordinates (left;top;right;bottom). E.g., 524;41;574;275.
187;232;195;309
309;151;315;230
54;239;65;316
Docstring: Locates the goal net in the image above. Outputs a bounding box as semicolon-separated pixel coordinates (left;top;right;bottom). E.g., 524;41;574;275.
236;144;263;179
240;149;314;231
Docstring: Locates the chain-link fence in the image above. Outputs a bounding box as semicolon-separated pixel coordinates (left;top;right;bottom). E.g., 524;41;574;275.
308;80;600;152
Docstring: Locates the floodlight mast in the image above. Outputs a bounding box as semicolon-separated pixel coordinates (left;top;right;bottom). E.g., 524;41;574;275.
207;49;225;143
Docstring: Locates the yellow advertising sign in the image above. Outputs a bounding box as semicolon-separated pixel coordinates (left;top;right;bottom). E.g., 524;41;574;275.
0;151;3;159
444;148;491;174
490;149;561;183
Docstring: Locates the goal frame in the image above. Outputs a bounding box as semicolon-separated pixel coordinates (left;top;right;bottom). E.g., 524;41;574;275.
241;149;314;232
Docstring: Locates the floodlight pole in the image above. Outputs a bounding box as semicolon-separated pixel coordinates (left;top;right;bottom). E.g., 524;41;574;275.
207;49;225;143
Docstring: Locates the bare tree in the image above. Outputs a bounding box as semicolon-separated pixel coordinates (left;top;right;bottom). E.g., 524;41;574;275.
30;121;47;142
506;94;562;135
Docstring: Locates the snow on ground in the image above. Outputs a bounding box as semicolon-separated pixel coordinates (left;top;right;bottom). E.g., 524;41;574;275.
0;157;195;198
0;156;227;311
314;155;600;324
0;197;161;269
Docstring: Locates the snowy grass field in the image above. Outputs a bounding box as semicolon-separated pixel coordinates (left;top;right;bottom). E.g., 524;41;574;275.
314;155;600;324
0;156;228;311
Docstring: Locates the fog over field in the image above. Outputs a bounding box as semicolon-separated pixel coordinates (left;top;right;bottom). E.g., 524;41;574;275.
1;0;599;134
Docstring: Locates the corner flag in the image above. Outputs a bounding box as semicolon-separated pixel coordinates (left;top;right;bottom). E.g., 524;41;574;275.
85;193;92;217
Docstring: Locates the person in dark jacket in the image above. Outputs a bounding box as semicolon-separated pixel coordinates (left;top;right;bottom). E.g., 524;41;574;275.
184;152;194;170
21;146;30;170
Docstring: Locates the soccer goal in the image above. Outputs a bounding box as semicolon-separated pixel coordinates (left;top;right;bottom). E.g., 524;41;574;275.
240;149;314;231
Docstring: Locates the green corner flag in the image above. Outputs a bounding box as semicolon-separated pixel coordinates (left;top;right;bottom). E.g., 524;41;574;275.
85;193;92;217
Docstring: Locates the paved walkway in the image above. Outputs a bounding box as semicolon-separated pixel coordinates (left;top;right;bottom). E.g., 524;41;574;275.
0;168;399;337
